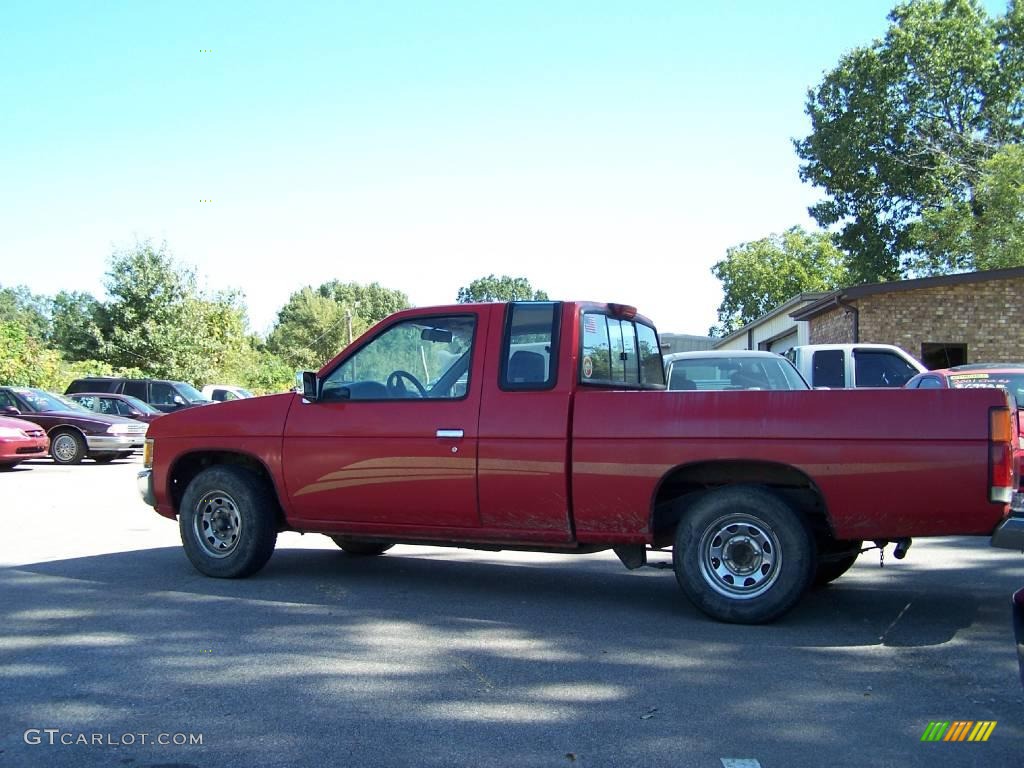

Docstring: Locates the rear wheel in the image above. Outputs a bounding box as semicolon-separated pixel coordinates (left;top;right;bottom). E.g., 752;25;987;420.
50;430;85;465
673;486;816;624
330;537;394;556
179;466;278;578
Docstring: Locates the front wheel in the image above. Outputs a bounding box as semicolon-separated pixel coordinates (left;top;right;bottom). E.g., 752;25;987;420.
673;486;816;624
330;537;394;556
50;430;85;465
179;466;278;578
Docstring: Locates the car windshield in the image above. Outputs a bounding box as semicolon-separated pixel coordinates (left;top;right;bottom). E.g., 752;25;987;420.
121;394;162;414
948;372;1024;407
236;388;254;398
13;388;85;413
175;382;207;401
53;393;92;412
666;356;809;391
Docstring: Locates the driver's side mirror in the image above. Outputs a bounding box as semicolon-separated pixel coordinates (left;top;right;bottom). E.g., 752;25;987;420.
172;395;186;406
1;405;20;416
301;371;320;401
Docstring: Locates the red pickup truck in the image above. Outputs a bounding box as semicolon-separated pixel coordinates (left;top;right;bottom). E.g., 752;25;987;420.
137;301;1022;623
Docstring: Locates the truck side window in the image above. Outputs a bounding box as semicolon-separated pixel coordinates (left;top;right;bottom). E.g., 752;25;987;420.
812;350;845;387
854;350;918;387
123;381;146;399
580;311;662;389
501;302;559;391
636;323;665;387
322;314;476;401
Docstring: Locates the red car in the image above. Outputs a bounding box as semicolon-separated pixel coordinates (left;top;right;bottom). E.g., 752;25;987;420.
906;364;1024;505
0;414;50;469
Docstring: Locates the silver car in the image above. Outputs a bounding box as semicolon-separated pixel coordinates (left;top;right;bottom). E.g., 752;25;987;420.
663;350;809;391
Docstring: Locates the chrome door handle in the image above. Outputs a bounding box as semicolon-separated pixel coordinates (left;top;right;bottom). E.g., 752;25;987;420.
436;429;464;439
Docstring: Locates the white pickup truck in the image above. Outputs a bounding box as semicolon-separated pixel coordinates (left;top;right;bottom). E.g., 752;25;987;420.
786;344;926;388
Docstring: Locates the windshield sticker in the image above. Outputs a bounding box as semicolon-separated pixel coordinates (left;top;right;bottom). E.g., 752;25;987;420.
582;356;594;379
949;373;990;381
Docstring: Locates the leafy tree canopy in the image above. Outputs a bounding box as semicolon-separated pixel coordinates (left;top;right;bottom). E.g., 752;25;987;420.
101;241;252;385
796;0;1024;281
0;284;50;339
456;275;549;303
49;290;105;362
267;281;411;371
710;227;849;336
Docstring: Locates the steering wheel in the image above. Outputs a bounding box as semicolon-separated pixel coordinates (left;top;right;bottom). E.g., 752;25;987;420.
386;370;428;398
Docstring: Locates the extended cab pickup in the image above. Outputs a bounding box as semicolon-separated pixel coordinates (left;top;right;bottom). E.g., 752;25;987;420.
138;301;1021;623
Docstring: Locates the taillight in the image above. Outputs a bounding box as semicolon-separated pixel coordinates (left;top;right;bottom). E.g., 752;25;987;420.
990;406;1015;503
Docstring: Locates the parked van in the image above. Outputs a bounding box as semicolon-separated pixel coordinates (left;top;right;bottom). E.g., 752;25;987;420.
786;344;926;388
65;378;212;413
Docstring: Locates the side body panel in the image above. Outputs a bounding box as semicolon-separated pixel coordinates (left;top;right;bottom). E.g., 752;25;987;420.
571;388;1010;541
282;307;490;530
476;302;575;537
148;393;294;520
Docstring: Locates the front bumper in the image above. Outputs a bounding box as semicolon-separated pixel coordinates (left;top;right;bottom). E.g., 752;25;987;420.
86;435;144;452
137;469;155;507
993;493;1024;550
0;437;49;461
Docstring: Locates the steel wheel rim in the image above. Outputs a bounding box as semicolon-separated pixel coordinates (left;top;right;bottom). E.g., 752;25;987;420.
52;434;78;462
193;489;243;558
698;513;782;599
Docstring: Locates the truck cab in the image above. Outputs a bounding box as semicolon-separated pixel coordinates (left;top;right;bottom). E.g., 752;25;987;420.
786;343;926;388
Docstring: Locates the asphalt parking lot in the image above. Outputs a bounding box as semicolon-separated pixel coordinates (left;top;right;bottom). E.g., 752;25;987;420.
1;458;1022;768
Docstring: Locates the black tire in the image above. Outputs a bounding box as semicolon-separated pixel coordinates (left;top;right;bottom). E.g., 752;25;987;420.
179;466;278;578
92;454;117;464
116;451;133;459
50;430;86;465
330;537;394;556
813;539;862;587
673;486;816;624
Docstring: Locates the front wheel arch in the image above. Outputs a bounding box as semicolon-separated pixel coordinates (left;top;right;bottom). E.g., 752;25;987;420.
178;465;278;578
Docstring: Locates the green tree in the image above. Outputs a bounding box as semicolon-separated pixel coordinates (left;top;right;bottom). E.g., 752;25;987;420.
710;227;849;336
795;0;1024;282
456;275;550;303
49;290;105;362
907;143;1024;272
0;321;62;387
101;241;252;385
0;284;50;339
267;281;411;371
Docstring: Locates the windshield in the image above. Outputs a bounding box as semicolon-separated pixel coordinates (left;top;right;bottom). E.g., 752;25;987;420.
948;372;1024;407
121;394;162;414
666;356;809;391
236;388;254;398
176;382;207;401
14;388;85;413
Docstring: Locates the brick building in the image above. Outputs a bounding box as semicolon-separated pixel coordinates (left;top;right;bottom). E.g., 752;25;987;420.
789;267;1024;368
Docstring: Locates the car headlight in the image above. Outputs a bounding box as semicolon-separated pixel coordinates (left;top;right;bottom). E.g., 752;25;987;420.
0;427;27;438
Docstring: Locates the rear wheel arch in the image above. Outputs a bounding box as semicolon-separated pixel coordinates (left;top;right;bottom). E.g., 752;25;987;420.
650;460;833;546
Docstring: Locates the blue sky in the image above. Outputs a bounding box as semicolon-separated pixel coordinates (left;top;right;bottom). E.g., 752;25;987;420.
0;1;1009;335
